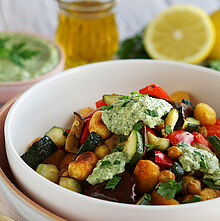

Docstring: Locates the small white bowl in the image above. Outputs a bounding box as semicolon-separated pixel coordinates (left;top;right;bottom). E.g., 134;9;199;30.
4;60;220;221
0;32;65;104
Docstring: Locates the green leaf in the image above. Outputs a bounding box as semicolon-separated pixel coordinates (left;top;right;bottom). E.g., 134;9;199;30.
12;42;26;51
9;53;24;67
144;193;151;202
157;179;182;200
165;125;172;135
113;160;121;165
111;145;125;153
182;195;203;203
100;105;113;111
105;176;121;190
19;49;39;60
101;160;111;167
206;59;220;71
133;122;144;131
145;109;159;117
194;151;208;169
146;143;159;152
203;179;220;189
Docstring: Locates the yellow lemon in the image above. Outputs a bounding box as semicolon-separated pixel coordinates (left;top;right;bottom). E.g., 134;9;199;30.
208;9;220;59
144;5;216;64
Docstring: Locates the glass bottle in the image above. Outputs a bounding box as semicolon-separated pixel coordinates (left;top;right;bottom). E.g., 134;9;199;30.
56;0;118;68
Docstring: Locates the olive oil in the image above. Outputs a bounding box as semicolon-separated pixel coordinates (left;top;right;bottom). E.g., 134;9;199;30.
56;1;118;68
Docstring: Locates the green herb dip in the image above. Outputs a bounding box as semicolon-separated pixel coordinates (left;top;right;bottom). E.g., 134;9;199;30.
86;152;127;185
101;94;172;135
0;33;60;82
178;143;220;185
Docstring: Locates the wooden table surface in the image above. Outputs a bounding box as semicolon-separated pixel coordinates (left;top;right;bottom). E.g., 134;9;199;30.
0;0;220;220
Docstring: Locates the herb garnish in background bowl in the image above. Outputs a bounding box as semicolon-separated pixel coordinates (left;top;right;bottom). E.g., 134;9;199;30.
0;32;64;104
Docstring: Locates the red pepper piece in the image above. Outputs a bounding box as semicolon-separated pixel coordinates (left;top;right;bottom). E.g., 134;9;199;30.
65;129;71;133
146;126;157;136
139;84;170;100
192;132;209;147
167;130;194;145
206;125;220;139
84;107;101;119
216;118;220;125
80;118;91;145
96;99;107;108
154;150;174;168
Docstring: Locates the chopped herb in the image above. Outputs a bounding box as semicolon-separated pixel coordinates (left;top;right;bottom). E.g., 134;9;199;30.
130;91;138;95
114;160;121;165
157;179;182;200
111;145;125;153
203;179;220;189
105;176;121;190
100;105;113;111
146;143;159;152
165;125;172;135
182;195;203;203
101;160;111;167
133;122;144;131
194;151;208;169
145;109;159;117
0;38;39;67
120;136;126;142
144;193;151;202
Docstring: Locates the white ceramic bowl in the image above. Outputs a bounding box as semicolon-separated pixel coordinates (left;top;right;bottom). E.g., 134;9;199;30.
4;60;220;221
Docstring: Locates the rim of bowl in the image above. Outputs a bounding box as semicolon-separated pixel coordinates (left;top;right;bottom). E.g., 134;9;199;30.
0;98;65;221
0;31;65;87
4;59;220;213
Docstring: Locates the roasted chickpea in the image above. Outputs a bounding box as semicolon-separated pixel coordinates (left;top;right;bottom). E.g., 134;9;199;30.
187;179;201;195
158;170;175;183
198;126;208;139
134;160;160;194
78;107;94;118
89;111;111;140
200;188;220;201
194;103;216;126
167;146;183;159
151;190;179;205
94;144;111;159
182;176;195;195
68;152;98;181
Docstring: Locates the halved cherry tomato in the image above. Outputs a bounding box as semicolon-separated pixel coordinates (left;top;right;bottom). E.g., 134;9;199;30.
154;150;174;168
216;118;220;125
139;84;170;100
206;125;220;139
192;132;209;147
167;130;194;145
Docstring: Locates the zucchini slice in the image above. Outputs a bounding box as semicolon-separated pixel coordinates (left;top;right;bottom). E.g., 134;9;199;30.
102;94;124;105
45;126;67;148
147;131;170;151
21;136;58;169
123;129;144;166
59;177;82;193
182;117;200;132
36;164;59;183
74;132;102;160
207;135;220;157
65;112;84;153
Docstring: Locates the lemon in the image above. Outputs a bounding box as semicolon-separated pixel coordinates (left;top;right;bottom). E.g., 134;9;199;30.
144;5;216;64
208;10;220;59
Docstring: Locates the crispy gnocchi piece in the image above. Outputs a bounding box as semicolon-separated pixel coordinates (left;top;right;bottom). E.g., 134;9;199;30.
94;144;111;159
200;187;220;201
68;152;98;181
151;190;179;205
158;170;175;183
134;160;160;194
78;107;94;118
89;111;111;140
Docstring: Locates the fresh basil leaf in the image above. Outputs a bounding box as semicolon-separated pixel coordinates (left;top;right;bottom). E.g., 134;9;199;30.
133;122;144;131
194;151;208;169
182;195;203;203
165;125;172;135
105;176;121;190
145;109;159;117
100;104;113;111
157;179;182;200
203;179;220;189
9;53;24;67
